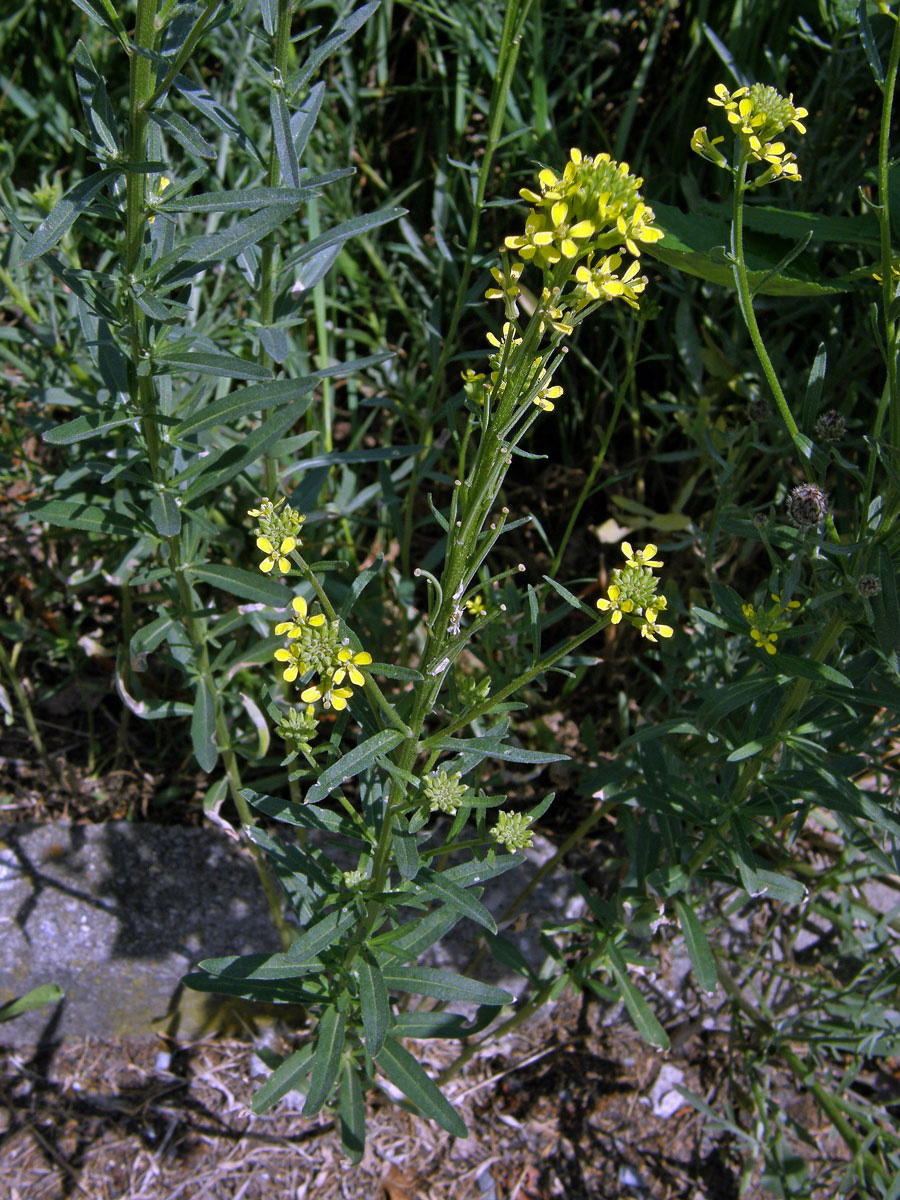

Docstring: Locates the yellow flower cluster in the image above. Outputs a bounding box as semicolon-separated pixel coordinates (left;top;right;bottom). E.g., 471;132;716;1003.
693;83;808;187
742;592;801;656
596;542;673;643
273;594;372;712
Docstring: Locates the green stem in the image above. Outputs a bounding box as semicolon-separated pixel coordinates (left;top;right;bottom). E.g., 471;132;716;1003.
0;639;55;778
259;0;294;499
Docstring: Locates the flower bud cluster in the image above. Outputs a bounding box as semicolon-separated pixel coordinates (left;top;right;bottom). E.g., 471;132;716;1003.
596;542;673;643
692;83;807;188
249;497;306;574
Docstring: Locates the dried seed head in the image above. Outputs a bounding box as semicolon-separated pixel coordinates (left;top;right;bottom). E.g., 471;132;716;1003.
814;409;846;441
786;483;828;528
857;574;881;598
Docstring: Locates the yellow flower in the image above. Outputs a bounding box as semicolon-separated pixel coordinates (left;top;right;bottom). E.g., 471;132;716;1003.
256;534;297;574
639;610;674;642
300;682;354;711
274;594;327;637
330;647;372;688
596;583;634;625
465;594;486;615
621;542;663;570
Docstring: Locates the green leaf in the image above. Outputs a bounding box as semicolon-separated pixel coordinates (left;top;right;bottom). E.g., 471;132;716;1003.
752;869;808;905
242;789;371;841
696;678;773;727
182;405;305;502
158;175;352;213
605;945;669;1049
373;905;464;964
376;1037;467;1138
173;73;261;162
871;547;900;654
392;1008;500;1039
171;374;320;438
427;734;568;765
154;346;274;381
190;563;287;606
147;108;216;158
270;90;300;187
27;499;136;537
858;0;885;85
251;1045;315;1114
542;574;596;617
149;492;181;537
303;1006;346;1116
441;855;522;889
195;952;324;983
21;170;118;263
305;730;405;804
43;410;136;445
191;675;217;772
646;201;854;297
381;966;512;1006
673;899;717;994
146;204;298;280
285;906;358;963
391;815;420;881
73;41;122;155
293;82;325;161
338;1062;366;1164
70;0;128;45
768;654;853;689
482;932;535;982
357;948;391;1057
415;868;496;934
291;0;380;93
285;207;406;273
0;984;64;1022
367;662;424;682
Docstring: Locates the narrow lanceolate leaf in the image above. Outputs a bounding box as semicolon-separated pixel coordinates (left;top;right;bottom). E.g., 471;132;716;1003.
605;945;669;1050
338;1062;366;1164
181;404;305;503
414;868;496;934
189;563;287;607
174;73;261;161
285;905;358;963
191;675;217;772
0;984;64;1022
70;0;128;45
285;207;405;272
357;948;391;1057
21;170;117;262
291;0;380;94
376;1037;467;1139
306;730;405;804
292;81;325;162
381;966;512;1007
302;1006;346;1116
43;410;136;445
673;898;718;994
27;500;136;537
73;41;122;155
146;203;297;279
271;90;300;187
251;1045;315;1114
147;108;216;158
153;347;273;381
158;174;352;213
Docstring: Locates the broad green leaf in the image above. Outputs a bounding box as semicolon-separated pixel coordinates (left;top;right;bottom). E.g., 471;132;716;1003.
338;1062;366;1164
381;966;512;1006
285;906;358;963
251;1045;314;1114
21;170;118;262
673;899;718;994
303;1006;346;1116
43;410;136;445
415;868;496;934
305;730;405;803
28;500;136;537
190;563;287;606
191;675;217;772
357;948;390;1057
376;1036;467;1138
646;201;854;297
150;492;181;537
0;984;64;1022
605;945;669;1049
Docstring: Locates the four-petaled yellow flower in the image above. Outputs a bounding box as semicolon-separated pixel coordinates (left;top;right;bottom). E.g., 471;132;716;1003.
300;681;355;711
640;609;674;642
596;583;634;624
275;594;327;637
256;534;297;574
622;542;663;569
331;647;373;688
